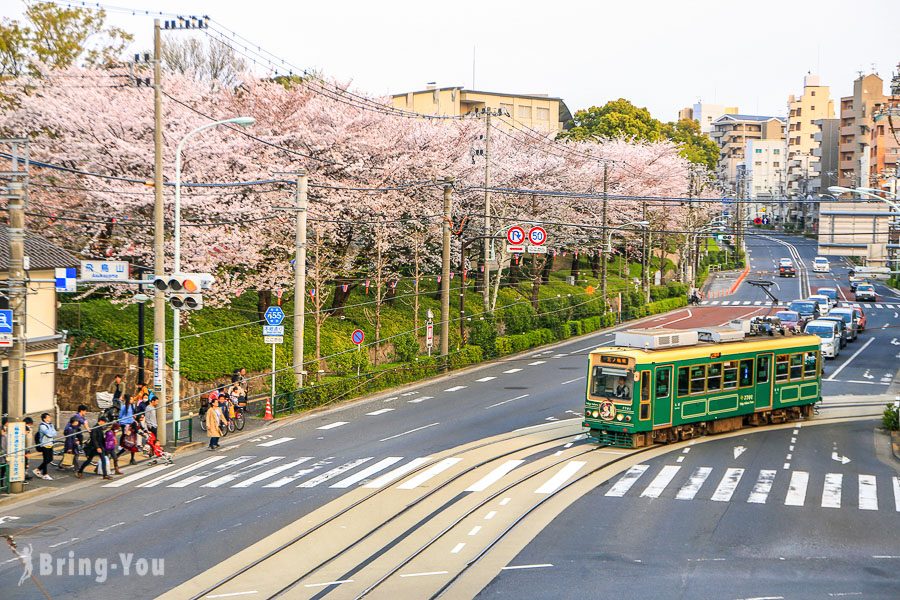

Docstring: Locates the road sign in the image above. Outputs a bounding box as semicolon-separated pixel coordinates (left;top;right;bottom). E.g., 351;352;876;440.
526;245;547;254
7;422;25;483
263;325;285;336
153;342;164;389
425;322;434;348
506;245;525;254
55;267;77;292
264;336;284;344
0;334;12;348
528;226;547;246
0;309;12;334
57;342;71;370
264;305;285;326
351;329;365;345
80;260;130;282
506;226;526;245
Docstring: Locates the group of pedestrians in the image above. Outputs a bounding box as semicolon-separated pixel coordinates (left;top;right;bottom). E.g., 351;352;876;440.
204;369;249;451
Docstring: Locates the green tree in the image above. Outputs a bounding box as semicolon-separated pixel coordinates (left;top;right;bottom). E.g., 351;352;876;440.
0;2;131;76
560;98;663;143
661;118;719;171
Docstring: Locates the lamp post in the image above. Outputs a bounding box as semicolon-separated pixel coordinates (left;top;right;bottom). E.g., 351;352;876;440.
171;116;255;436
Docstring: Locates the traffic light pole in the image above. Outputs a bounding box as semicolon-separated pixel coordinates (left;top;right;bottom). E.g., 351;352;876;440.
152;19;168;445
440;177;453;360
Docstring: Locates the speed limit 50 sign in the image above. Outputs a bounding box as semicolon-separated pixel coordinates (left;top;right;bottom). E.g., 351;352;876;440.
527;226;547;246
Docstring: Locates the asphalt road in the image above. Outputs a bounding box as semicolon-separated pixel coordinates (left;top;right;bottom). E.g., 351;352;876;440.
0;232;896;598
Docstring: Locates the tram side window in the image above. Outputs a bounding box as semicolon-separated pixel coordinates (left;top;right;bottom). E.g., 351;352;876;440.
677;367;689;396
739;359;754;387
789;353;803;380
707;363;722;391
804;352;818;377
640;372;651;420
775;354;789;382
723;362;738;389
690;365;706;394
756;355;770;384
655;368;670;399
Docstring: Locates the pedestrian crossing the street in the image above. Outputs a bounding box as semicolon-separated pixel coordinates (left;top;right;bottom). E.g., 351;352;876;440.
604;464;900;512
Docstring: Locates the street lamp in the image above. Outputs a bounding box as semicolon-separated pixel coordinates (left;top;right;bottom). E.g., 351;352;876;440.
605;220;649;253
172;116;255;434
828;185;899;209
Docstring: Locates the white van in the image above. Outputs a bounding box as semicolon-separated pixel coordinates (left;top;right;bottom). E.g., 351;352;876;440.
804;320;840;358
812;257;830;272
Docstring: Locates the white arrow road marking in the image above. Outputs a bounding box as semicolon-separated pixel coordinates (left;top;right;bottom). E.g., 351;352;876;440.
892;338;900;346
863;369;874;379
733;446;747;459
831;451;851;465
0;515;21;525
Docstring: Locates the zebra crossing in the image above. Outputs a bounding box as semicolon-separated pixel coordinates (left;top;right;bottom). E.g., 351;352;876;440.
604;463;900;512
700;300;900;309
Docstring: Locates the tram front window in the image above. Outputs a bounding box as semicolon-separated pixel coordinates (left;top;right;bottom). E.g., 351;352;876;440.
591;366;633;402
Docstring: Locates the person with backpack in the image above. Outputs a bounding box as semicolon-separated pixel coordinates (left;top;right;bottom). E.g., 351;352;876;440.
62;417;83;471
118;423;139;466
34;413;57;481
76;417;110;480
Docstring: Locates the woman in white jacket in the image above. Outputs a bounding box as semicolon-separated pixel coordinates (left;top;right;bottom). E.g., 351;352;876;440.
34;413;57;481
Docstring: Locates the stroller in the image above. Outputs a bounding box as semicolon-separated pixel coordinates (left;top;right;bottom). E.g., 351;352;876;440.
143;431;174;465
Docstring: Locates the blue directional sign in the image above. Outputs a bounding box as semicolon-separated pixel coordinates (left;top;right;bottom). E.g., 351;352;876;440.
264;305;285;326
0;309;13;334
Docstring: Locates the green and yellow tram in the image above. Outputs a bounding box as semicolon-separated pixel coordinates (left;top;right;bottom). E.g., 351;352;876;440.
583;327;822;447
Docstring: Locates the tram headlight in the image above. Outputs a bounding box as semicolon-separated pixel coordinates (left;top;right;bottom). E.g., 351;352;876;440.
591;410;599;418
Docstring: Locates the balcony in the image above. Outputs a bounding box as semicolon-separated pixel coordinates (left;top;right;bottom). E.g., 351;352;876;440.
840;125;857;136
839;159;856;171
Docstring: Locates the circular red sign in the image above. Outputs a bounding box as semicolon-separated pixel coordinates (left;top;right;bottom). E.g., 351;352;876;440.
528;226;547;246
506;226;526;245
351;329;365;345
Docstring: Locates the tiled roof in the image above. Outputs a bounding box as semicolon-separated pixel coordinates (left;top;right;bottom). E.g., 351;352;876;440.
0;227;78;270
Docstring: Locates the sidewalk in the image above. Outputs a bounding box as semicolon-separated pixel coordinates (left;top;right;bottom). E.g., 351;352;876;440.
701;265;749;300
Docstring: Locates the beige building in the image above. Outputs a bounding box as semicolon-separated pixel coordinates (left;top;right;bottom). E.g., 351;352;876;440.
0;229;76;417
838;73;889;188
785;74;835;197
679;102;740;133
817;201;894;264
710;114;786;186
868;90;899;193
744;139;784;199
391;85;572;134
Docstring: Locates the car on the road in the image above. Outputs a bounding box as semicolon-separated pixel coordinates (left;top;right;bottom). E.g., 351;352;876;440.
852;306;867;331
818;315;850;348
788;300;820;321
779;258;793;266
826;308;859;342
816;287;839;308
812;256;830;272
807;295;832;316
855;283;877;301
804;319;841;358
778;262;796;277
773;310;803;332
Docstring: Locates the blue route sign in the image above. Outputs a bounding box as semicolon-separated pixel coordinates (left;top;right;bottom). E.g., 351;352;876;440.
264;306;285;326
0;309;12;334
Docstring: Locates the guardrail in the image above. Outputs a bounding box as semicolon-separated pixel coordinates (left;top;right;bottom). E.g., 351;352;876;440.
174;417;193;446
0;463;8;494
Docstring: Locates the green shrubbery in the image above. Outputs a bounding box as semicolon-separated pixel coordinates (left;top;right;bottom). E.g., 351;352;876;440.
883;403;899;431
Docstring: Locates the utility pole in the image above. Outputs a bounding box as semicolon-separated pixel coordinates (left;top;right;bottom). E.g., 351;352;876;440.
600;163;609;304
641;200;650;302
293;170;308;390
440;177;453;360
152;19;167;446
4;140;28;421
482;112;491;312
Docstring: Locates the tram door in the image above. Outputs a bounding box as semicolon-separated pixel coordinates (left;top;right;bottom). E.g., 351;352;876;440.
652;365;673;427
754;353;773;410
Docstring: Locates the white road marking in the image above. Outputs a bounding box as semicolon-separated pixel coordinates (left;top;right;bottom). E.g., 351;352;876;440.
102;462;173;487
485;394;529;409
444;385;467;392
257;437;294;447
364;457;430;488
501;564;554;570
783;463;791;470
485;511;497;520
468;526;482;536
264;460;330;488
711;468;745;502
451;543;466;554
784;471;809;506
400;571;449;578
535;461;586;494
561;376;585;385
397;457;462;489
317;421;348;430
894;477;900;512
822;473;843;508
503;368;523;373
298;458;374;488
201;457;284;488
606;464;650;497
875;303;884;309
528;360;546;366
733;446;747;459
184;495;206;504
136;456;227;488
232;457;313;488
676;467;712;500
499;497;512;506
826;337;875;380
97;521;125;532
168;456;255;488
330;456;404;488
721;301;731;305
205;592;259;598
476;376;497;382
858;475;878;510
676;456;685;463
466;460;525;492
407;395;433;404
302;581;352;589
48;537;79;548
379;422;440;442
366;408;395;416
640;465;681;498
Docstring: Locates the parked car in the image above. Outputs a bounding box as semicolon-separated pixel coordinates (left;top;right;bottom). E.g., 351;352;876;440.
808;295;832;316
827;308;859;342
804;319;841;358
818;315;850;347
855;283;877;301
812;257;830;272
774;310;803;332
816;287;839;308
789;300;820;321
778;263;797;277
852;306;867;331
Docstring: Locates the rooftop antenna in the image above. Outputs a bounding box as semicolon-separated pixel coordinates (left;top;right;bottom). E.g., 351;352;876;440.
472;44;476;89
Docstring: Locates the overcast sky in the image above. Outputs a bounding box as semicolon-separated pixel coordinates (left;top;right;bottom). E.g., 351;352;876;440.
4;0;898;120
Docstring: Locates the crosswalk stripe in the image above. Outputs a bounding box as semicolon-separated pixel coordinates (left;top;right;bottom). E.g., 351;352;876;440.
136;456;226;488
263;462;323;488
465;460;525;492
720;301;730;305
102;463;172;487
605;465;649;497
711;468;744;502
535;461;586;494
784;471;809;506
398;457;462;490
753;301;762;305
232;457;313;488
364;457;430;488
893;477;900;512
298;458;374;488
822;473;842;508
331;457;404;488
675;467;712;500
748;470;777;503
641;465;681;498
201;457;283;488
168;456;255;488
875;304;884;309
257;437;294;447
711;301;720;305
864;304;872;308
743;301;751;305
858;475;878;510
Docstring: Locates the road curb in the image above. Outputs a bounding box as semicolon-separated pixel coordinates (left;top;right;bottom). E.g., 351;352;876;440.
891;430;900;462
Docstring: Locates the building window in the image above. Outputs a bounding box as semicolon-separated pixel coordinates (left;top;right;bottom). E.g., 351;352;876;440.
755;161;762;166
500;102;513;115
536;107;549;121
517;105;532;119
773;149;780;154
811;90;816;96
773;162;780;167
755;148;762;153
811;106;815;111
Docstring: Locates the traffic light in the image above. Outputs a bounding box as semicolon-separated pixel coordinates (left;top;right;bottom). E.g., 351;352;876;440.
152;272;214;311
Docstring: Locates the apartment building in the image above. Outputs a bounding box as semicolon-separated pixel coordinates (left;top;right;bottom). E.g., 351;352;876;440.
391;85;572;134
811;118;840;193
785;74;835;197
710;114;786;186
837;73;888;188
744;139;784;198
868;70;899;193
678;102;740;133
